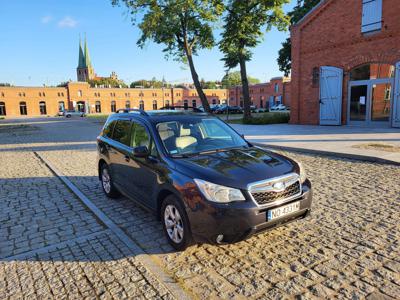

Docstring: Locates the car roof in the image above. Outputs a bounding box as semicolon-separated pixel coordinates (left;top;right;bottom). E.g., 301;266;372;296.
107;110;215;124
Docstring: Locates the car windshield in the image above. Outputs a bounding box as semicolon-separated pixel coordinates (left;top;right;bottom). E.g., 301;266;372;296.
156;118;248;156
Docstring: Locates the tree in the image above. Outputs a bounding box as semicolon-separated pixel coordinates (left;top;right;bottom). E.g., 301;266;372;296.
88;77;127;88
111;0;224;112
277;0;320;76
221;71;260;88
0;83;12;87
220;0;290;119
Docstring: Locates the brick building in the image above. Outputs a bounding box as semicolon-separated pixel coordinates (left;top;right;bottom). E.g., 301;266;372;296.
0;82;228;117
229;77;291;109
290;0;400;128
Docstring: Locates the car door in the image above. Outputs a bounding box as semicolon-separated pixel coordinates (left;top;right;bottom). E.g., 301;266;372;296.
123;120;161;209
108;119;133;193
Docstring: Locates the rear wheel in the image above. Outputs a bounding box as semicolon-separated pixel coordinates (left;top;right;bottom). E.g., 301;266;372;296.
100;163;120;198
161;195;192;251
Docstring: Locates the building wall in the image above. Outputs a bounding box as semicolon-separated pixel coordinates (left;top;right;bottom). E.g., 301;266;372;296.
228;77;291;108
291;0;400;125
0;86;68;117
0;82;229;117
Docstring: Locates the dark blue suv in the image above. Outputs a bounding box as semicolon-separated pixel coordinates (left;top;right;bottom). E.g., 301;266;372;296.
97;108;312;250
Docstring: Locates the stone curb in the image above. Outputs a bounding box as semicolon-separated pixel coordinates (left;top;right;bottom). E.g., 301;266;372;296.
34;151;191;300
253;143;400;166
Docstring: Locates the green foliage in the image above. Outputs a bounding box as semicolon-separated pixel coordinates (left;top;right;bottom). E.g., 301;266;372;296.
57;82;69;87
0;83;12;87
130;77;169;88
199;79;222;89
88;77;127;88
228;112;290;125
277;0;321;76
221;71;260;88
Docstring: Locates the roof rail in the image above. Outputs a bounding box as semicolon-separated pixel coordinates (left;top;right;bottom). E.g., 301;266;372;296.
159;106;204;113
116;108;149;116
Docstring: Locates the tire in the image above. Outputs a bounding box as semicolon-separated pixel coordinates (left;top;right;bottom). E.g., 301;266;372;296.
66;114;71;118
100;163;120;198
161;195;192;251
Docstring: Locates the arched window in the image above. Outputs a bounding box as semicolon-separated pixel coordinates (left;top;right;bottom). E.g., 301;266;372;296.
274;83;279;93
165;100;170;108
139;100;144;110
192;100;197;108
0;102;6;116
95;101;101;113
183;100;188;110
111;101;116;113
58;101;65;112
19;101;27;115
78;90;82;97
39;101;47;115
350;63;395;81
125;100;131;109
152;100;157;110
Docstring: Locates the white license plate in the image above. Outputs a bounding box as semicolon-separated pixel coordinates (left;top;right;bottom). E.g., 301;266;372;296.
267;201;300;221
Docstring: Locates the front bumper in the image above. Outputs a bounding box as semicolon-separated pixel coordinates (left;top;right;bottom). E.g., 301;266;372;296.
186;180;312;244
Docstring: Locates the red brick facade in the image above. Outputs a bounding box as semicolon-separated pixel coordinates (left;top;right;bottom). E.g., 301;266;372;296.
0;82;228;117
290;0;400;125
228;77;291;109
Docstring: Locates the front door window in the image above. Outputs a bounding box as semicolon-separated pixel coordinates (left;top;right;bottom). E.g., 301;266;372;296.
371;83;391;122
350;85;368;121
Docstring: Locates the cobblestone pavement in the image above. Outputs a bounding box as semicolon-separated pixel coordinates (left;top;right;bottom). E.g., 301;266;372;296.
1;118;400;299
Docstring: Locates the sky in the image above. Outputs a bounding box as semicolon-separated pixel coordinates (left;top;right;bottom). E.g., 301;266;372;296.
0;0;296;87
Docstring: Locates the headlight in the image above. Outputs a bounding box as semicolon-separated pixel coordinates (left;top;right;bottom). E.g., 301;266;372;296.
298;162;307;183
194;179;245;203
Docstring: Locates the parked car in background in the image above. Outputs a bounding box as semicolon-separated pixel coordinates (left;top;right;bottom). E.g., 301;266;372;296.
97;108;312;250
270;104;288;111
64;110;86;118
215;105;243;114
254;108;267;113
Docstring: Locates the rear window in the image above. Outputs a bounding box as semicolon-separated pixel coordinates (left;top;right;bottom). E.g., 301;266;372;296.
112;120;131;146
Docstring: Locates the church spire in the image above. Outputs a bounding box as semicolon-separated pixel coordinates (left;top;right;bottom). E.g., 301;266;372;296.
78;36;85;68
84;34;92;68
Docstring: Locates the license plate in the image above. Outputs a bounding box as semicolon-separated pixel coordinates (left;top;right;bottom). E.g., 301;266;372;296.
267;201;300;221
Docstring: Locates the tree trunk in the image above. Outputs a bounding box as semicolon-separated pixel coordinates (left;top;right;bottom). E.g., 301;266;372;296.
186;51;211;112
239;55;251;120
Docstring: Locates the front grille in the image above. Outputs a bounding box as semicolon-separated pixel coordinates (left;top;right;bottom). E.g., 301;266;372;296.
251;181;301;206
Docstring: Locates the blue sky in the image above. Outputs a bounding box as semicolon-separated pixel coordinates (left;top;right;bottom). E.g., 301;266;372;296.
0;0;296;86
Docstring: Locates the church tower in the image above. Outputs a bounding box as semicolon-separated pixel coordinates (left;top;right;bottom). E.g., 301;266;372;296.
76;36;95;82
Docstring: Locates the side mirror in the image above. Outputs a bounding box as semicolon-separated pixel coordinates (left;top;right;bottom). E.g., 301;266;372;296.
133;145;149;158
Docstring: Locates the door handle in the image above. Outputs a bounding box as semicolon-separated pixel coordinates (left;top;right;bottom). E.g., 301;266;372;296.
124;155;130;162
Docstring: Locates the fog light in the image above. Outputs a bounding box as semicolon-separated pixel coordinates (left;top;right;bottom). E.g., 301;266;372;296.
216;234;224;244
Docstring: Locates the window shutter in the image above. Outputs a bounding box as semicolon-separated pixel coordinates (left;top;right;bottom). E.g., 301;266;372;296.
362;0;382;33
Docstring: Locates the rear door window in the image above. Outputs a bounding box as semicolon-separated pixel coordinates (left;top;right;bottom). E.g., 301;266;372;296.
112;120;131;146
103;120;116;138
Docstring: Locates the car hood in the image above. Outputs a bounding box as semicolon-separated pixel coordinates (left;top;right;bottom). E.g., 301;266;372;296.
173;146;298;190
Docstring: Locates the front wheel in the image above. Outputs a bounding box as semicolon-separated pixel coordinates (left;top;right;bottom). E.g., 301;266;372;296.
100;163;120;198
161;195;192;251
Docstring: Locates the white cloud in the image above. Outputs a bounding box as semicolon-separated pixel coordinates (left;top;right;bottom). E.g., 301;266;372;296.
41;15;53;24
58;16;78;28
